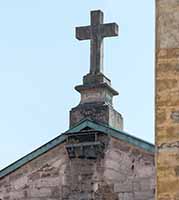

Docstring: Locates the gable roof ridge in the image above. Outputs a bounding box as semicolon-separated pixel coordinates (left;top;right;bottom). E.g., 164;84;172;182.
67;119;154;152
0;118;154;179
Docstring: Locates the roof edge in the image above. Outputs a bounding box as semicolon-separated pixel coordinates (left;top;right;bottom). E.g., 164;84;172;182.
67;119;155;153
0;134;66;179
0;119;154;179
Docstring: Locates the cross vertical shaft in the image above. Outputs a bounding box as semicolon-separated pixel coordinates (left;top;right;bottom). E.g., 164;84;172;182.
90;10;104;74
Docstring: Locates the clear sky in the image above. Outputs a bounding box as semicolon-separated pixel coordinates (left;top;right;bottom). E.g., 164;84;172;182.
0;0;155;169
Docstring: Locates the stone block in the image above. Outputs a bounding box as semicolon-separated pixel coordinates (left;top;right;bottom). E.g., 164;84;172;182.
114;181;133;193
171;111;179;123
135;165;155;178
104;169;126;182
140;178;152;191
70;102;123;130
32;177;60;188
134;191;154;200
157;109;167;124
30;187;52;197
133;180;141;191
118;193;133;200
12;176;28;190
157;79;178;92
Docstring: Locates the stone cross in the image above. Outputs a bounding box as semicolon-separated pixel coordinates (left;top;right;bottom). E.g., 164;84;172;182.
76;10;119;74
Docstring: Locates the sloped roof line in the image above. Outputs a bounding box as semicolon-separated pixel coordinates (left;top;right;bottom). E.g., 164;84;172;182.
0;119;154;179
0;134;66;179
67;119;155;152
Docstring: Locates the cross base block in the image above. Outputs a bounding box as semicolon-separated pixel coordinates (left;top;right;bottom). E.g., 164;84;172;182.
70;102;123;130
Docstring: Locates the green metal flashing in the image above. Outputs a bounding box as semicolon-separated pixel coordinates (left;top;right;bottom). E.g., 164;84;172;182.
0;119;154;179
0;134;66;179
67;119;155;153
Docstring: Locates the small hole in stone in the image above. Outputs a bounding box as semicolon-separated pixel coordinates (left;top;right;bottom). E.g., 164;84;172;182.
131;165;134;170
153;188;155;194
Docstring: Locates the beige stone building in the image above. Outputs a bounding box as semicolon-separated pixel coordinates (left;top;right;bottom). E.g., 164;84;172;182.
156;0;179;199
0;10;155;200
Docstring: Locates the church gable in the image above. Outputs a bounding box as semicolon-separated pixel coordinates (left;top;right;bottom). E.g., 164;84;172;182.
0;119;155;200
0;119;154;180
0;9;155;200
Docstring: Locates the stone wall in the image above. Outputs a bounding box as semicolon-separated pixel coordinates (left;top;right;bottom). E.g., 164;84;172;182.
0;136;155;200
104;138;155;200
0;144;67;199
156;0;179;199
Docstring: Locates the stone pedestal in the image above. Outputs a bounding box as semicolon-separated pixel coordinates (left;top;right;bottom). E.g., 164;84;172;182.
70;73;123;130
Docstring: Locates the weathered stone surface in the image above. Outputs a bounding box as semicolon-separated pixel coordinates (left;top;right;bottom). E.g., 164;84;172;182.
118;193;133;200
71;10;123;131
76;10;118;75
70;102;123;130
0;135;155;200
171;111;179;123
156;0;179;199
157;1;179;49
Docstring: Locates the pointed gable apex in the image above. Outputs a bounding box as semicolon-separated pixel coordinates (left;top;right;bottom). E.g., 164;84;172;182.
67;119;154;153
0;118;154;179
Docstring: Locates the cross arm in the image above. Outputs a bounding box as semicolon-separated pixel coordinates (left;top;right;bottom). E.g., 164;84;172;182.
76;26;91;40
100;23;119;38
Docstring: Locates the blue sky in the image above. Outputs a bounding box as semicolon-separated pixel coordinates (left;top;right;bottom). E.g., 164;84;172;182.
0;0;155;169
